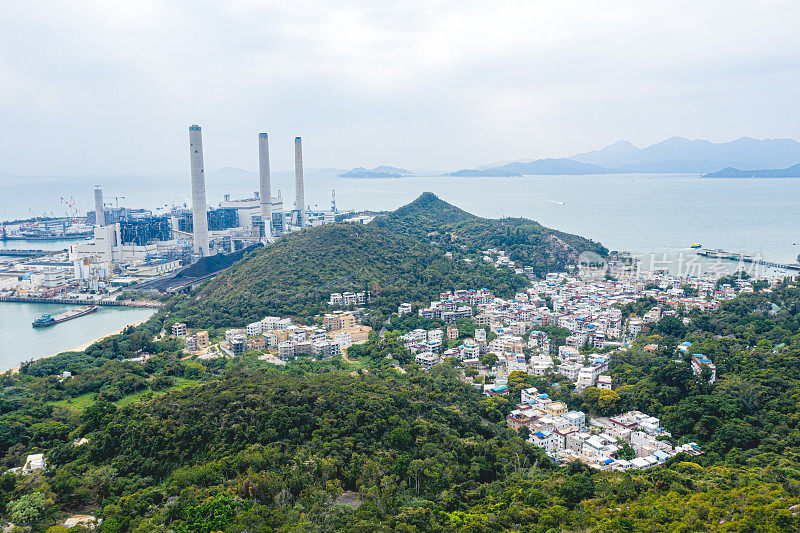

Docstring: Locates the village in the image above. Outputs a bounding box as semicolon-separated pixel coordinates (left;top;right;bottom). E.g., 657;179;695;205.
137;253;767;473
390;254;772;468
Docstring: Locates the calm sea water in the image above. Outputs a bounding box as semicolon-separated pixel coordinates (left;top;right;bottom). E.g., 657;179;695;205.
1;172;798;369
0;239;153;370
2;171;799;262
0;303;155;371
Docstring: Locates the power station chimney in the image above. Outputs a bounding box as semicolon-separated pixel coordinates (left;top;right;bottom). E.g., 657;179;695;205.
258;133;272;240
189;125;210;256
294;137;306;229
93;186;105;226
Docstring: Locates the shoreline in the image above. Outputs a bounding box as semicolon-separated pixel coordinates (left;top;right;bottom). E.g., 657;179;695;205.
66;316;152;353
8;314;155;374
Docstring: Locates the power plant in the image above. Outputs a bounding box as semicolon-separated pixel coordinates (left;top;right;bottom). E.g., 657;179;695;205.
189;125;211;256
45;125;345;290
294;137;306;229
2;124;351;298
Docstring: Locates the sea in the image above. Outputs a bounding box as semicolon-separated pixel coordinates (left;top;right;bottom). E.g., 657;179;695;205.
0;238;157;371
1;171;799;369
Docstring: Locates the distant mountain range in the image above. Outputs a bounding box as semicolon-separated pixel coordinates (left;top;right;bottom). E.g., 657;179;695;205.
452;137;800;177
702;163;800;178
339;166;412;178
572;137;800;170
447;158;610;177
7;137;799;181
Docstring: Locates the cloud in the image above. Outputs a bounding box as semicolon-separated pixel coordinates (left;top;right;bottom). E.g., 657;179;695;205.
0;0;799;174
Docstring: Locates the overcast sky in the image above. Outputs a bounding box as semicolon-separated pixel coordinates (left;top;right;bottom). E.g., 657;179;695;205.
1;0;799;175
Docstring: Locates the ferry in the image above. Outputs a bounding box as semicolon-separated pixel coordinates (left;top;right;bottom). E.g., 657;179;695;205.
32;306;98;328
690;243;702;249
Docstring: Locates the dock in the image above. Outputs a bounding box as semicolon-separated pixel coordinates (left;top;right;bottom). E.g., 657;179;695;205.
696;248;800;271
0;249;61;257
0;296;162;308
33;306;98;327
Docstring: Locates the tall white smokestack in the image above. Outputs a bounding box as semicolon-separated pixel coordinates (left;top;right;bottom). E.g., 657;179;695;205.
189;125;210;256
294;137;306;229
93;186;105;226
258;133;272;240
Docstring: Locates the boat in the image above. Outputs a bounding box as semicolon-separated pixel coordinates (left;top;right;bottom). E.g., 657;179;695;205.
690;243;702;249
32;314;55;327
32;306;98;328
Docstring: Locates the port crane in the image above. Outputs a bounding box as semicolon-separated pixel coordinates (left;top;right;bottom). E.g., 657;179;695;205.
60;196;81;223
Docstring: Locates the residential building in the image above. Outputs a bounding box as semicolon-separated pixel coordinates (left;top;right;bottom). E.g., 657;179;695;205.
691;354;717;383
415;352;439;369
171;322;187;338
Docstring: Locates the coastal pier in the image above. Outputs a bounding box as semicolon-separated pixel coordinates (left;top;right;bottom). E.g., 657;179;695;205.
0;296;162;308
696;249;800;271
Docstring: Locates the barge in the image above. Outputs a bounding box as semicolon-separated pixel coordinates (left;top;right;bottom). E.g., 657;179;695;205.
32;306;98;328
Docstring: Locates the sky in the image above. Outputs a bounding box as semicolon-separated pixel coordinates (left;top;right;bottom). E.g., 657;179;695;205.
1;0;799;175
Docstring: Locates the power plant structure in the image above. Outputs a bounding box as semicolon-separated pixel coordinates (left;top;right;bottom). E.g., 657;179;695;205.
294;137;306;229
93;186;105;227
69;126;347;276
258;132;273;242
189;125;211;256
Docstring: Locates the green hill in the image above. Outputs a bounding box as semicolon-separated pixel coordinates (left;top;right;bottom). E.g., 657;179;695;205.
178;194;602;326
374;191;479;231
374;192;607;274
180;221;526;327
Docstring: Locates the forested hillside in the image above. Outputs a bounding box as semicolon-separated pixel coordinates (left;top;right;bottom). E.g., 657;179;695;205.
605;284;800;464
4;283;800;529
181;222;527;327
7;196;800;530
180;193;606;327
373;192;608;275
3;356;800;531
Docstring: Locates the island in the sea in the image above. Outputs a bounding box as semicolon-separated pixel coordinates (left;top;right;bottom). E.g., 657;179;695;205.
339;165;412;178
446;158;609;177
701;163;800;178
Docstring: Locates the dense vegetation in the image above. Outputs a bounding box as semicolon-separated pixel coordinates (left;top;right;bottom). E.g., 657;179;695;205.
373;192;608;275
181;223;527;327
605;283;800;464
178;193;606;328
3;281;800;529
6;199;800;530
4;350;800;531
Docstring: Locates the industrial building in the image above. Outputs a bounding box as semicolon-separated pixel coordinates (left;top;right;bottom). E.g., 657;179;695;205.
119;217;172;245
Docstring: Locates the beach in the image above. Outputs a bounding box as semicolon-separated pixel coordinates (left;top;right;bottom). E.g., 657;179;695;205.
65;316;154;353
